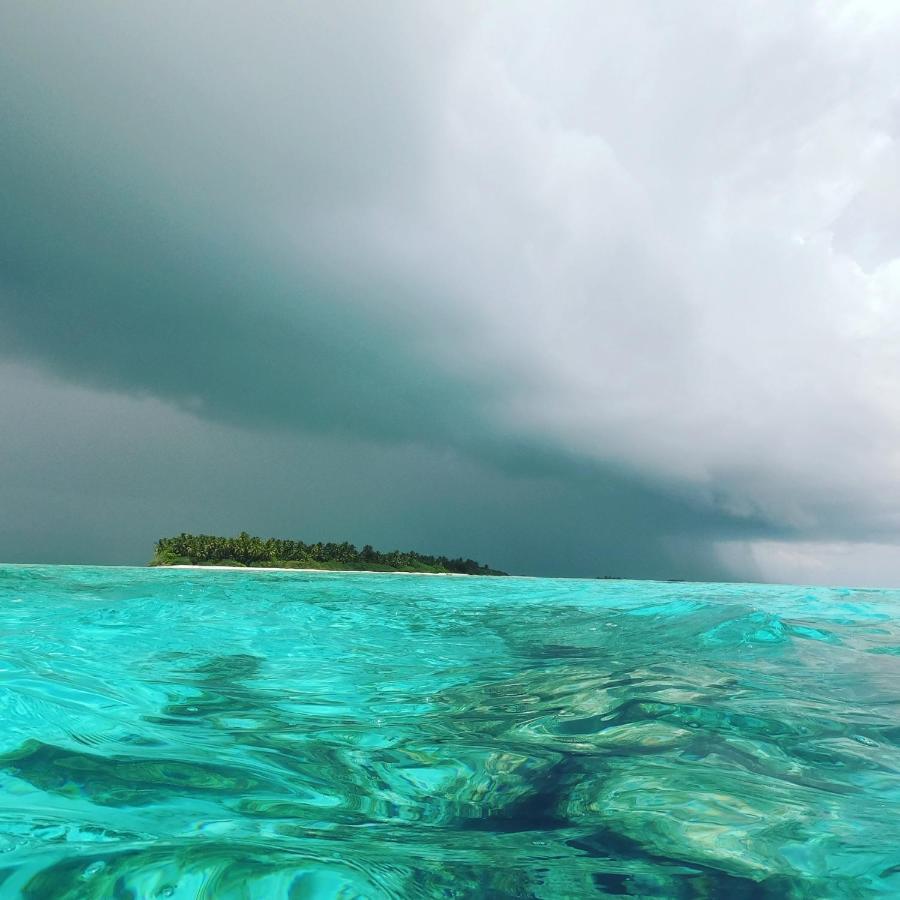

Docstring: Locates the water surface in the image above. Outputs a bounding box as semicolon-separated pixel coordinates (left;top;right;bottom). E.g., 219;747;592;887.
0;565;898;897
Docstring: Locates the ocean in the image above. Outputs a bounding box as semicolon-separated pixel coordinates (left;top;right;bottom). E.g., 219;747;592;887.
0;564;898;898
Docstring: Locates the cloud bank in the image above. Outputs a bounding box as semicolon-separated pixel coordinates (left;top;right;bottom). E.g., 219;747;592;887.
1;1;899;583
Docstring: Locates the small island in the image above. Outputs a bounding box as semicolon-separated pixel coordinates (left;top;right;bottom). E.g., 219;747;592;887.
151;532;507;576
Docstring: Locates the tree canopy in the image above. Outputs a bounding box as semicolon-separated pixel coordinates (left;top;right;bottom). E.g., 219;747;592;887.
152;532;507;576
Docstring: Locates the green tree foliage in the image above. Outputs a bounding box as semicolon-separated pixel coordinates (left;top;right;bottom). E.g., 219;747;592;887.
151;532;507;576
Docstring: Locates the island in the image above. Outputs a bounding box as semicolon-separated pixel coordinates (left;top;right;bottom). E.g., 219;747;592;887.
151;532;507;576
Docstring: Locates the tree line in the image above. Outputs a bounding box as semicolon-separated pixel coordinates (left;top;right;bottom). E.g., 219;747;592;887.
152;532;507;576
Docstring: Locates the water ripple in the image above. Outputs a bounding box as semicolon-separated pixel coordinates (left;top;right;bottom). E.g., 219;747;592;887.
0;565;899;897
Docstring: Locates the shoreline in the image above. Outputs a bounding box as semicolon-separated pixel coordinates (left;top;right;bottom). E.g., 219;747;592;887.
166;564;475;577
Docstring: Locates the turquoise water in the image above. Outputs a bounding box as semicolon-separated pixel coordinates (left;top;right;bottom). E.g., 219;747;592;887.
0;566;898;898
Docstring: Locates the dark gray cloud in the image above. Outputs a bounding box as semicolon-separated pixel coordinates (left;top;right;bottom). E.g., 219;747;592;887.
1;2;899;583
0;363;751;580
0;2;472;443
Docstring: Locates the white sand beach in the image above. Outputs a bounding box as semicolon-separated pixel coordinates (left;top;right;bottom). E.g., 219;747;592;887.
167;564;473;576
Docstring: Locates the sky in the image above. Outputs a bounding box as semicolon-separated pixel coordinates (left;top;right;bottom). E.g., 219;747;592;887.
1;1;900;585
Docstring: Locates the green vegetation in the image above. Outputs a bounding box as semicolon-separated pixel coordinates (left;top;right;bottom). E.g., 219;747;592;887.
151;532;507;576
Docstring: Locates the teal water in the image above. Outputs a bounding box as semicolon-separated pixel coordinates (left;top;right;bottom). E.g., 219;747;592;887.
0;566;898;898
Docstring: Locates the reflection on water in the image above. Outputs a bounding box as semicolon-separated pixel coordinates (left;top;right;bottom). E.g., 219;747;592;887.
0;565;898;897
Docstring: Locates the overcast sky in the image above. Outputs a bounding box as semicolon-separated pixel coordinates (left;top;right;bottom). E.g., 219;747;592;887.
2;1;899;585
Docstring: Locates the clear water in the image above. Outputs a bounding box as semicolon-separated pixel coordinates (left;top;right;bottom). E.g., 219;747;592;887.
0;565;898;898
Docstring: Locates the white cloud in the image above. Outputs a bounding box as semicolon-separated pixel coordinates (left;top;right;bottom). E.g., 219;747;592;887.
378;1;900;539
717;538;900;588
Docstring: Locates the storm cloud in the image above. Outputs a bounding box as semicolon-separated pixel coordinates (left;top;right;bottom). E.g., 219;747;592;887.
2;2;899;584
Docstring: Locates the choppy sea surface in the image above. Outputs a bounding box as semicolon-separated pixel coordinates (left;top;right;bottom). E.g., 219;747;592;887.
0;565;899;898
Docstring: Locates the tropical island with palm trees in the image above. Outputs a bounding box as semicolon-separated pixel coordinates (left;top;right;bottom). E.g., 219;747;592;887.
151;532;507;576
